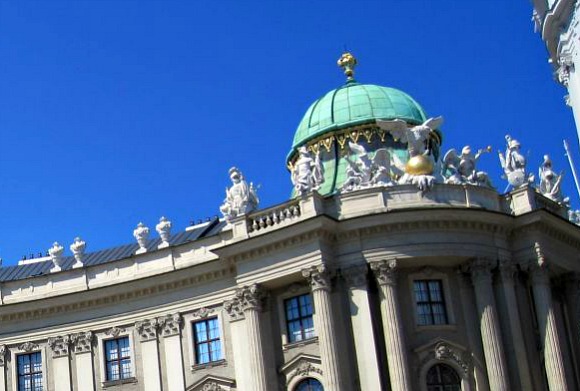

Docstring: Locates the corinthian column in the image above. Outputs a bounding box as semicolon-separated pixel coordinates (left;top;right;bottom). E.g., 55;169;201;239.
302;264;345;391
370;259;411;391
469;258;510;391
225;284;269;391
530;244;569;391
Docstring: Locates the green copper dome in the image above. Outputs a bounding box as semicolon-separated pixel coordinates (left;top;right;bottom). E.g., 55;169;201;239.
290;82;428;155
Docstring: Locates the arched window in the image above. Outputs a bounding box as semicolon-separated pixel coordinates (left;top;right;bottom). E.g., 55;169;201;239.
426;364;461;391
294;378;324;391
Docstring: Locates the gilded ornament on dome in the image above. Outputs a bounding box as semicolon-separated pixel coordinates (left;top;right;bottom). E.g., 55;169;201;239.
337;52;358;81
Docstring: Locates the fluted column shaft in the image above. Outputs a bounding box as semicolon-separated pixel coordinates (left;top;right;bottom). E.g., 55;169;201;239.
470;259;510;391
530;247;569;391
370;260;411;391
303;265;345;391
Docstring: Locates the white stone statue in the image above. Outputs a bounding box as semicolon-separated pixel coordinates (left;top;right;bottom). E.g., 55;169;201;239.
442;145;492;187
568;209;580;225
291;147;324;196
133;222;149;254
341;142;396;192
377;116;444;192
156;216;172;248
538;155;568;204
70;237;86;269
49;242;64;273
498;135;534;188
220;167;259;221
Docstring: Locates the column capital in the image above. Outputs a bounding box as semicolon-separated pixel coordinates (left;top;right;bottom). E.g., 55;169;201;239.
70;331;92;354
135;318;159;342
469;257;493;284
302;264;332;291
370;259;398;286
0;345;6;367
158;313;182;337
48;335;70;358
224;284;266;321
529;242;550;285
342;265;368;288
498;258;517;284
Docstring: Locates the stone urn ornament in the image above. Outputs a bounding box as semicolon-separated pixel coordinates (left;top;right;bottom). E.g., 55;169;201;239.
70;237;86;268
155;216;172;249
49;242;64;273
133;222;150;254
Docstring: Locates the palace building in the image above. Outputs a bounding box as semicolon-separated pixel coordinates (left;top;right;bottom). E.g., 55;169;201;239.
0;53;579;391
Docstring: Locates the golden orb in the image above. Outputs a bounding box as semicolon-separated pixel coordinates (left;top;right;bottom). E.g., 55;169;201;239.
405;155;434;175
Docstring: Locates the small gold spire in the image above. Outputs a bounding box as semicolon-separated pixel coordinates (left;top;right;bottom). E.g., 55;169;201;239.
337;52;357;82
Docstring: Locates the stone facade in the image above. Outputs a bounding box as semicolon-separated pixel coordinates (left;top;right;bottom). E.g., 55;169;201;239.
0;184;578;390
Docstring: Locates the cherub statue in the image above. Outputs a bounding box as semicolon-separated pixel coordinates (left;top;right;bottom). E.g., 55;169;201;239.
538;155;567;203
442;145;492;186
220;167;259;221
341;142;396;192
291;147;324;196
498;135;534;188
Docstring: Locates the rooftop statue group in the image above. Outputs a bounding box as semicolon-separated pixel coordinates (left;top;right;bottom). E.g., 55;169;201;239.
220;167;259;222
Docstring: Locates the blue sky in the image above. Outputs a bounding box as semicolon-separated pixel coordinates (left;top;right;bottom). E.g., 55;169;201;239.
0;0;576;265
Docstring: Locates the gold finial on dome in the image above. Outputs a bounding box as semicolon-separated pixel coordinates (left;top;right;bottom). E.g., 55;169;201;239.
337;52;357;82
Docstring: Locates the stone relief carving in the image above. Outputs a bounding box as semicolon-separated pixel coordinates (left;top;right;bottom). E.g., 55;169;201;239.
538;155;568;204
48;242;65;273
370;259;398;286
286;360;323;386
155;216;172;248
135;319;159;342
201;382;225;391
47;335;70;358
133;222;149;254
291;147;324;196
192;307;215;319
417;341;471;376
106;326;125;338
498;134;534;188
18;342;39;352
302;264;332;291
158;313;182;337
70;237;86;269
70;331;93;354
442;145;492;186
223;297;245;322
341;142;395;192
220;167;259;221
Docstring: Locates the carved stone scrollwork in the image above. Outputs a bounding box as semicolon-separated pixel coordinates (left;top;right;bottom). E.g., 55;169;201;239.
201;382;225;391
223;298;245;322
0;345;6;366
224;284;266;321
418;342;471;376
192;307;215;319
18;342;39;352
302;264;332;291
70;332;93;354
48;335;70;358
342;265;368;288
369;259;398;286
106;326;124;338
469;257;493;284
158;313;182;337
286;360;323;385
135;319;159;342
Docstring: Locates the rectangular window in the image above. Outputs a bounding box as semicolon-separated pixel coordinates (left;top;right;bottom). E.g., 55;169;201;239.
104;337;132;381
17;352;43;391
193;318;222;364
284;293;315;343
414;280;448;326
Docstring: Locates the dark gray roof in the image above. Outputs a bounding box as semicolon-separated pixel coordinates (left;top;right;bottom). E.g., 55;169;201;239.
0;218;225;283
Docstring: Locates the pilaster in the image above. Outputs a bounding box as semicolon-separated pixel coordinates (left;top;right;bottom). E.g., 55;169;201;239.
0;345;6;391
48;335;72;391
159;313;185;391
370;259;411;391
469;258;510;391
135;319;162;391
343;265;382;391
70;332;94;391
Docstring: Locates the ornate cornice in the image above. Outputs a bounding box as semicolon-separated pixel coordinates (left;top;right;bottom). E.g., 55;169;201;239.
70;331;92;354
370;259;398;286
158;313;182;337
47;335;70;358
302;265;332;292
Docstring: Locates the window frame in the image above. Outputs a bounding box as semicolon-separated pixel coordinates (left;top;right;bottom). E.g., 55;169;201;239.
277;285;318;347
184;307;227;369
408;270;455;331
16;351;44;391
10;345;46;391
97;330;136;386
284;294;315;343
103;336;132;382
413;279;448;326
192;317;223;365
